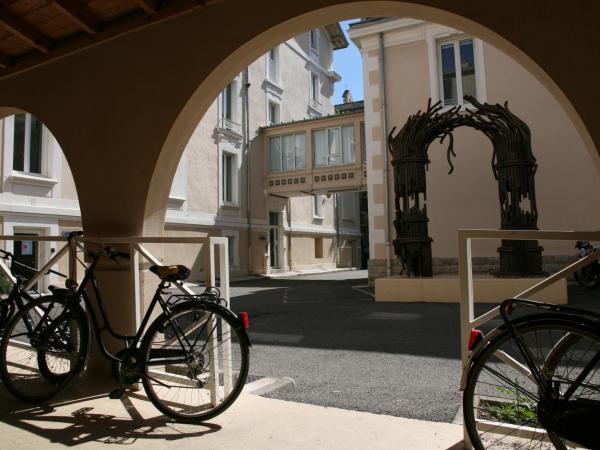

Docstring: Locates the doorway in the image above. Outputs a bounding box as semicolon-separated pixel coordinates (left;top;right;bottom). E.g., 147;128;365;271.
269;211;282;269
12;232;39;290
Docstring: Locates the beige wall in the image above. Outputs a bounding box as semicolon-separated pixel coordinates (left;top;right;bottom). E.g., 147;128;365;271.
354;19;600;269
291;235;336;268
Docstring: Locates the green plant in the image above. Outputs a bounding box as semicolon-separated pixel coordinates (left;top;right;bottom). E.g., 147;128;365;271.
0;272;13;295
482;383;539;427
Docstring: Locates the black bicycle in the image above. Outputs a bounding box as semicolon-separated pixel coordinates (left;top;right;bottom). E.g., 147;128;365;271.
462;299;600;449
574;241;600;289
0;241;250;423
0;244;70;333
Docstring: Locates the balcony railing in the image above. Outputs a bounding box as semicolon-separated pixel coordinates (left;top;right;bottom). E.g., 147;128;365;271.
309;98;321;112
219;116;242;135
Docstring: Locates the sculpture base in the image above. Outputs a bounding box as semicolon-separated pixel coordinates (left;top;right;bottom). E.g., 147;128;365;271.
374;275;567;304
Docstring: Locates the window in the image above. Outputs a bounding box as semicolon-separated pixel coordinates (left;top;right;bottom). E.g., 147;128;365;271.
227;235;235;265
341;192;356;222
360;121;366;162
267;48;279;83
222;152;237;204
223;230;239;269
222;82;234;120
313;194;324;218
268;101;280;125
314;237;323;259
310;72;320;107
13;113;43;175
313;125;355;168
219;81;241;134
438;37;477;106
309;29;319;54
268;132;306;172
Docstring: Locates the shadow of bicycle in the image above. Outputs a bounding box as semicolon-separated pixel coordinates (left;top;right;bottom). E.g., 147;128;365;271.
0;380;221;446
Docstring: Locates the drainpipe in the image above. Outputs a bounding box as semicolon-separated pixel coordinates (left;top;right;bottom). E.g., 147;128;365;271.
286;197;292;271
242;68;252;273
216;89;221;215
379;32;392;277
334;193;340;267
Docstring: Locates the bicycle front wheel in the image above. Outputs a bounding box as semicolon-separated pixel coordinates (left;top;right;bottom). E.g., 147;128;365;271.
140;301;249;422
0;296;89;402
463;317;600;450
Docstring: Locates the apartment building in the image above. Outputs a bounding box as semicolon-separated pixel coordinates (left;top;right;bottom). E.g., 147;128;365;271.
0;24;362;286
349;18;600;280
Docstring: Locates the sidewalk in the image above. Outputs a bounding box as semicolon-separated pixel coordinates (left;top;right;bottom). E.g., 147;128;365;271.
0;380;464;449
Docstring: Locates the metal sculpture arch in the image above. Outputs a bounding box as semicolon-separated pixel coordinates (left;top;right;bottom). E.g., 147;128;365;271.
389;97;544;277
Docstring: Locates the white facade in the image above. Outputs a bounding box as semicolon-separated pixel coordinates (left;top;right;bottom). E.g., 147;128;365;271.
0;25;362;279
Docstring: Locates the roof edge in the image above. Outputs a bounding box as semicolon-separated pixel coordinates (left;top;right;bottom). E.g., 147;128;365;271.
325;23;349;50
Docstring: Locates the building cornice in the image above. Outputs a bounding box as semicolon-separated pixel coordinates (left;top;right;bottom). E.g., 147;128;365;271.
349;18;424;46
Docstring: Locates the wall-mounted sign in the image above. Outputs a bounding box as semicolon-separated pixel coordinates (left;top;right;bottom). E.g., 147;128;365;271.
21;240;34;256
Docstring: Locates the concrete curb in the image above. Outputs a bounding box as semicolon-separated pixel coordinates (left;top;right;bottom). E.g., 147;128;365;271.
244;376;296;396
266;268;359;278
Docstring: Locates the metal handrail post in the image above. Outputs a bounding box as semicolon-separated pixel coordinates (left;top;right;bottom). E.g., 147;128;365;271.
214;237;232;395
458;228;600;449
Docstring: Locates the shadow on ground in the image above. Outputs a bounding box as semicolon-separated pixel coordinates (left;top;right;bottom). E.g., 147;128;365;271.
229;276;600;360
0;380;220;446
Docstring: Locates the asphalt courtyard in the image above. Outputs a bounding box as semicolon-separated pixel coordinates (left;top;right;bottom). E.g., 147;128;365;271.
229;270;600;423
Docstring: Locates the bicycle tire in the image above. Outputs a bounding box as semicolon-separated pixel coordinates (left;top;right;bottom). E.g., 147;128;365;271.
0;295;89;402
574;264;600;289
463;316;600;450
0;298;11;332
140;300;249;423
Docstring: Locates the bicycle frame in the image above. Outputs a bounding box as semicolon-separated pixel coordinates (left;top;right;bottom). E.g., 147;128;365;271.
62;251;213;367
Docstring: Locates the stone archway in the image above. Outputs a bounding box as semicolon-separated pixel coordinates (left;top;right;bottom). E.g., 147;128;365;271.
144;1;600;239
0;1;596;337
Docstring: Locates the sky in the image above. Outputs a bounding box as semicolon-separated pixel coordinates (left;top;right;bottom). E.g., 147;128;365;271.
333;20;364;105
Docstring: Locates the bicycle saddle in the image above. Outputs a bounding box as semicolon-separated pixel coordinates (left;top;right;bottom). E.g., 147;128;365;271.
149;264;191;282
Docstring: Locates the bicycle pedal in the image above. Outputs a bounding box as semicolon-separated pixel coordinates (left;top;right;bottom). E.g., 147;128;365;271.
108;387;127;399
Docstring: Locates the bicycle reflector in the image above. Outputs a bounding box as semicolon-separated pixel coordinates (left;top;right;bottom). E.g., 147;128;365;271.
468;329;483;351
239;312;249;330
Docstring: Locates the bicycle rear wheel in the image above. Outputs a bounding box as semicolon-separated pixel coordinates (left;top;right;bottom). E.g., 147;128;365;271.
140;301;249;422
0;296;89;402
463;317;600;450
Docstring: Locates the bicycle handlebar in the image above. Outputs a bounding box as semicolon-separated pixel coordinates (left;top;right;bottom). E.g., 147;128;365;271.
62;230;84;241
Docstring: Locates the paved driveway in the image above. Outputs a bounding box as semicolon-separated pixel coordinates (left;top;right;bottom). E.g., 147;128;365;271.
230;271;465;422
229;271;600;423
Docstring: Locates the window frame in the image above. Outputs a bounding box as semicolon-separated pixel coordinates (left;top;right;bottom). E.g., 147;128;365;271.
310;72;320;105
312;124;356;169
268;131;307;173
219;79;241;134
341;192;356;222
266;47;280;84
223;230;240;270
309;29;319;56
11;113;46;176
427;29;486;107
268;100;280;125
313;194;324;219
221;151;238;206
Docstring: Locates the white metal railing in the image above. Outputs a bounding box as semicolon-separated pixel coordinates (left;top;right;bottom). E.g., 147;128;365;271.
0;234;232;404
219;116;241;135
458;228;600;448
309;98;321;111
